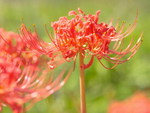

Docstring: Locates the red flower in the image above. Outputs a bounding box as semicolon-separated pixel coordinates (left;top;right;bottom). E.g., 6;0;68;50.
108;93;150;113
0;56;71;113
0;29;71;113
20;8;142;69
0;28;39;67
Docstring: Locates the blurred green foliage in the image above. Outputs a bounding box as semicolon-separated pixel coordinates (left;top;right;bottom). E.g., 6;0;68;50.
0;0;150;113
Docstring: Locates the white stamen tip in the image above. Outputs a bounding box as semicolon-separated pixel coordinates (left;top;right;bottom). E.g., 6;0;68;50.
31;92;38;98
49;90;54;94
46;86;51;90
60;81;65;86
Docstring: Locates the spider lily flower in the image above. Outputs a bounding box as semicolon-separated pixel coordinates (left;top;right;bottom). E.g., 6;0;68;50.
0;28;40;67
20;8;142;69
108;92;150;113
0;56;71;113
0;29;72;113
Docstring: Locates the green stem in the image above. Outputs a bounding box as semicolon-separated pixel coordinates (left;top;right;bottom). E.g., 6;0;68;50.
79;51;86;113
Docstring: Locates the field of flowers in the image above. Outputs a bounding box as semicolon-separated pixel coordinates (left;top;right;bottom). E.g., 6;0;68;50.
0;0;150;113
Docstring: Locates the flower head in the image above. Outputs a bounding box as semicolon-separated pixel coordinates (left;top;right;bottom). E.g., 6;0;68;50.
0;28;40;67
20;8;142;69
0;56;71;113
0;29;71;113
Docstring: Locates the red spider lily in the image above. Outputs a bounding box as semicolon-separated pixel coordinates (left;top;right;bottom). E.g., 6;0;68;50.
0;28;40;67
20;8;142;69
0;29;72;113
108;92;150;113
0;56;71;113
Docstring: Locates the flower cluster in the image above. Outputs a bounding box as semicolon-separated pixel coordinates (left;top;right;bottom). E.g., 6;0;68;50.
0;28;39;67
108;93;150;113
0;29;71;113
21;8;142;69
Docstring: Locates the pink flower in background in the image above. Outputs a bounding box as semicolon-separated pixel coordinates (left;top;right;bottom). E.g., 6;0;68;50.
0;28;39;67
0;56;70;113
0;29;71;113
21;8;142;69
108;93;150;113
0;56;22;113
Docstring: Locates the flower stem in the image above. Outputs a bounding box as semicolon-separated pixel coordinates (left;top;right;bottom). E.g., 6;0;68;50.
79;51;86;113
22;104;26;113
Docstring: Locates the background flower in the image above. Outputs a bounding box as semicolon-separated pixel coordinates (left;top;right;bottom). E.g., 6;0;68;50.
0;29;71;113
108;92;150;113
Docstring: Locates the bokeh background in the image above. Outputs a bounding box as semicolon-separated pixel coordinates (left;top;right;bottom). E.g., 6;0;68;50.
0;0;150;113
